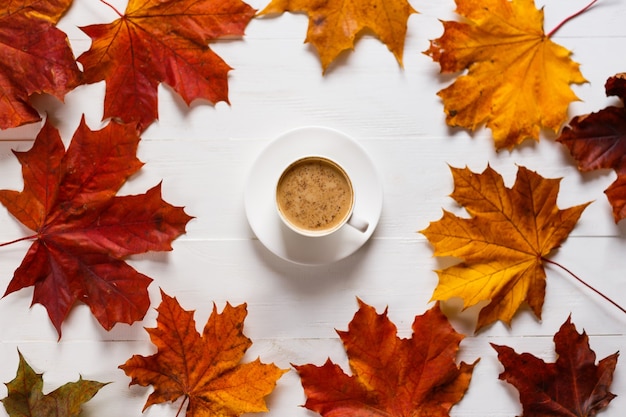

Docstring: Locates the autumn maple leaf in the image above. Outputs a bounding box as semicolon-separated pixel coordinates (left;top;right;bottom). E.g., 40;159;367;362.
492;316;618;416
78;0;256;132
120;290;286;417
294;300;477;417
0;117;193;336
2;350;107;417
424;0;591;150
557;73;626;222
0;0;81;129
258;0;417;72
421;165;590;331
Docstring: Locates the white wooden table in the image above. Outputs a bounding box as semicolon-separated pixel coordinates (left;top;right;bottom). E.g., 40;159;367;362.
1;0;625;416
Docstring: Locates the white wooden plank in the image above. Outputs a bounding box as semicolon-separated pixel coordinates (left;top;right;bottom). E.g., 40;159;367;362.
0;0;625;416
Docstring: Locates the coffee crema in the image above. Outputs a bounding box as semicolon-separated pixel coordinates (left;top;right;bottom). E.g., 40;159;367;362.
276;157;353;233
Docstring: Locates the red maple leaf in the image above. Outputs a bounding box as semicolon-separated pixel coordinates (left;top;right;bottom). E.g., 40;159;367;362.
557;72;626;222
0;117;193;336
492;317;618;416
0;0;81;129
294;300;477;416
77;0;256;132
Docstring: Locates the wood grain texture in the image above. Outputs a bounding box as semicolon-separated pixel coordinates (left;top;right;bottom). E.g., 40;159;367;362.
0;0;625;416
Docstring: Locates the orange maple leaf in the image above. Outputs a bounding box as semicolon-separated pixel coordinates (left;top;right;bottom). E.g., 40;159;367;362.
294;300;477;416
120;290;286;417
425;0;589;150
0;0;81;129
258;0;417;72
421;165;590;331
78;0;256;132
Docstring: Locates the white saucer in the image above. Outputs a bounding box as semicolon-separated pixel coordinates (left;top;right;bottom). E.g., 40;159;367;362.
244;126;383;265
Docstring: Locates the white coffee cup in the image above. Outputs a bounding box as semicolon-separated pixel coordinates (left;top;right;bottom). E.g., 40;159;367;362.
275;156;368;237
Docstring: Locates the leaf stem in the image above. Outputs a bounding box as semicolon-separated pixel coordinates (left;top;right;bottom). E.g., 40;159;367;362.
546;0;598;38
542;256;626;315
175;396;189;417
0;234;38;247
99;0;123;17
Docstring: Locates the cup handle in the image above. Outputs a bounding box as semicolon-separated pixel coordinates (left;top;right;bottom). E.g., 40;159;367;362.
347;214;369;233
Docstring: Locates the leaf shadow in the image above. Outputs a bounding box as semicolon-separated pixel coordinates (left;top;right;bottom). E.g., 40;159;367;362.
318;33;371;75
262;371;320;417
158;83;222;124
0;126;39;142
492;371;524;411
315;28;410;76
557;149;614;186
613;218;626;236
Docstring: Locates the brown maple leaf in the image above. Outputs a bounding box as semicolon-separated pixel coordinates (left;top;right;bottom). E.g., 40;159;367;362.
77;0;256;132
0;0;81;129
2;350;107;417
424;0;589;150
120;290;286;417
557;73;626;222
421;165;590;332
0;117;193;337
492;316;618;416
258;0;417;72
294;300;477;416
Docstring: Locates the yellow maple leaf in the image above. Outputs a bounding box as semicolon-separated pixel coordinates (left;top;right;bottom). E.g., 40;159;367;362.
258;0;417;72
421;165;590;331
425;0;588;150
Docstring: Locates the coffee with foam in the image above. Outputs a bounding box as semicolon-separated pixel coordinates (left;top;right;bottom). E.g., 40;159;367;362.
276;156;354;235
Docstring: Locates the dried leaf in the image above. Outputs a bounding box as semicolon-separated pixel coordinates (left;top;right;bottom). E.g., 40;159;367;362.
78;0;256;131
492;316;618;416
557;73;626;222
425;0;586;150
421;165;590;331
0;0;81;129
0;118;193;336
120;290;286;417
5;0;72;22
259;0;417;72
294;300;477;416
2;351;107;417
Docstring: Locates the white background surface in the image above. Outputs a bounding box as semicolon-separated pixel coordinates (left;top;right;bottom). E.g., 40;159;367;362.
1;0;625;416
